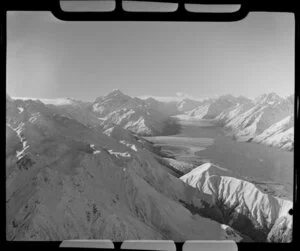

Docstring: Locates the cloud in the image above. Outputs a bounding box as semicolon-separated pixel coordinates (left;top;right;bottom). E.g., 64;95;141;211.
175;92;207;101
139;93;210;102
176;92;185;97
139;95;182;102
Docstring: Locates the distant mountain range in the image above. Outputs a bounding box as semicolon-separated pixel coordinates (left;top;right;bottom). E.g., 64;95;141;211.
6;90;293;242
172;92;294;151
12;90;294;151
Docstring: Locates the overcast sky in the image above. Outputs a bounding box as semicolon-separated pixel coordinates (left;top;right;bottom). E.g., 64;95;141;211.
7;11;294;101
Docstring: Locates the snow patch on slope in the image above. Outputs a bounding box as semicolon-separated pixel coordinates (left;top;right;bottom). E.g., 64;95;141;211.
89;144;101;154
103;127;114;137
108;149;131;158
124;117;152;135
29;112;41;123
7;122;29;160
120;140;138;152
17;107;24;114
93;103;105;113
105;109;136;125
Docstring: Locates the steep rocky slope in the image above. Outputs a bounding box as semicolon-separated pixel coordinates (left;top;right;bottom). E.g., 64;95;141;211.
91;90;181;136
6;97;230;241
224;94;293;137
252;115;294;151
180;163;293;242
174;95;251;121
220;93;294;150
173;93;294;151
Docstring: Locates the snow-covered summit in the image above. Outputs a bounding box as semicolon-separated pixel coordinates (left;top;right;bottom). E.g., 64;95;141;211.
255;92;283;106
92;90;133;116
106;89;129;98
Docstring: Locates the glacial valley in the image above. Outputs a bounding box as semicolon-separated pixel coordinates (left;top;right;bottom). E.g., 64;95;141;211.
6;90;293;242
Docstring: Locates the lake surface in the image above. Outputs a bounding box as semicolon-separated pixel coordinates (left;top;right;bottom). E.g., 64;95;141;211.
146;119;294;200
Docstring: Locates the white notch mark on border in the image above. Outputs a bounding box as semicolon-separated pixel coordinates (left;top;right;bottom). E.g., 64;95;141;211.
185;4;241;13
122;1;178;12
183;240;238;251
121;240;176;251
60;0;116;12
60;239;114;248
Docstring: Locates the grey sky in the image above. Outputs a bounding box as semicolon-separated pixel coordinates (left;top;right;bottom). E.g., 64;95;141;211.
7;11;294;101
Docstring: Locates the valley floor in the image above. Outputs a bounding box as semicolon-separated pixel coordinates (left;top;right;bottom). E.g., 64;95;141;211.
145;119;293;201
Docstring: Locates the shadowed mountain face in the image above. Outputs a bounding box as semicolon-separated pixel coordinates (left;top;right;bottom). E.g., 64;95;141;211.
6;91;293;242
6;97;229;241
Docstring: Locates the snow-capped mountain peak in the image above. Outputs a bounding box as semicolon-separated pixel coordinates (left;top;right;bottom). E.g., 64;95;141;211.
106;89;129;98
255;92;282;105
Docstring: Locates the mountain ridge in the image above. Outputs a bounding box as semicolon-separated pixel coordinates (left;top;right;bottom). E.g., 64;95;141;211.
10;90;294;151
6;97;230;241
180;163;293;242
6;91;293;241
